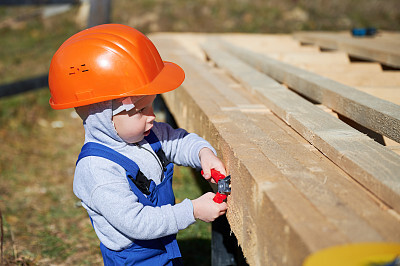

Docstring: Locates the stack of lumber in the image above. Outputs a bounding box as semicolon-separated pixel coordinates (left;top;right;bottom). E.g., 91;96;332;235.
150;31;400;265
294;31;400;106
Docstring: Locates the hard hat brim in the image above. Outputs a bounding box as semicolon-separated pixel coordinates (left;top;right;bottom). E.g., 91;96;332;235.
49;60;185;109
121;61;185;97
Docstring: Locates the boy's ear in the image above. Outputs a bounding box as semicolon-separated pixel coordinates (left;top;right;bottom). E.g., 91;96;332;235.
75;106;89;121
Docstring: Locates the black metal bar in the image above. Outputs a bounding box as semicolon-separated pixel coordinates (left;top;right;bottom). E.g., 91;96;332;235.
0;0;79;5
0;75;48;98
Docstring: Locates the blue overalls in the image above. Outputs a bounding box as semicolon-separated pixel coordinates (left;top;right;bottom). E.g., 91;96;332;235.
76;130;183;265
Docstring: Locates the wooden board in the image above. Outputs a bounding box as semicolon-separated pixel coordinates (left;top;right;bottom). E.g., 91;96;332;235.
293;31;400;68
217;39;400;144
151;33;400;266
356;87;400;105
314;71;400;87
202;40;400;213
296;62;382;73
264;52;350;65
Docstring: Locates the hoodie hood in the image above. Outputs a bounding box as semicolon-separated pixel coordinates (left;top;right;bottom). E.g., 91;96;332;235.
81;100;127;149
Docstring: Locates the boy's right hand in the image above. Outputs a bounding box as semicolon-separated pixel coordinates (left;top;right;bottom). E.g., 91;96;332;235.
192;192;228;222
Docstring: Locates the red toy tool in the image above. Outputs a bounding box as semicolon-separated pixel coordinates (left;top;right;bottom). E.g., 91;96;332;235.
201;169;231;203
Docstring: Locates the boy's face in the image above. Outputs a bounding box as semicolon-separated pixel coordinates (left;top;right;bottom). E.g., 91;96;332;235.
112;95;156;143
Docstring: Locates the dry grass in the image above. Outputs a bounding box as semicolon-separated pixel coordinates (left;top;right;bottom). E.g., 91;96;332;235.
112;0;400;34
0;91;211;264
0;89;102;264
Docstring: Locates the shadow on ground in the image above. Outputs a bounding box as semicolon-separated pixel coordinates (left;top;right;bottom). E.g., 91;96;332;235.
178;238;211;266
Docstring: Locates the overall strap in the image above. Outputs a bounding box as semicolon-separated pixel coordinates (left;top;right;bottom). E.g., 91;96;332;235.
145;130;170;172
144;131;180;260
145;130;161;151
76;142;153;205
77;142;139;173
77;135;181;261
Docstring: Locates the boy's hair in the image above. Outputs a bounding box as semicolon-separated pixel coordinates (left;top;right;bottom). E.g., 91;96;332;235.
75;106;90;121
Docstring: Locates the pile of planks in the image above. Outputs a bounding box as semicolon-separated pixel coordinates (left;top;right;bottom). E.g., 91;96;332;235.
151;31;400;265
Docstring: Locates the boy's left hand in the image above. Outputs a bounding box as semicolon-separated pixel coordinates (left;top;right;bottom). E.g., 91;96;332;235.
199;148;226;183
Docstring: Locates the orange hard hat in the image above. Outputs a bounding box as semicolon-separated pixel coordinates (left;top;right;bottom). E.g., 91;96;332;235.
48;24;185;109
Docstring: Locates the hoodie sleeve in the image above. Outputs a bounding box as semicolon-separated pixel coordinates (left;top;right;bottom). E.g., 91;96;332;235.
152;122;217;170
74;156;196;247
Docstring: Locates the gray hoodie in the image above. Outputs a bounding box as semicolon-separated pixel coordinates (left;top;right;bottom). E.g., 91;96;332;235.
73;100;216;251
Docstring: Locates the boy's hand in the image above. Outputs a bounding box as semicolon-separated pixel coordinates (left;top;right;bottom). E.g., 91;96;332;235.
199;148;226;183
192;192;228;222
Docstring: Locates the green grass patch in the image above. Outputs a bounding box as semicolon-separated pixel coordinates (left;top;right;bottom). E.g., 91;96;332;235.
0;88;101;264
173;166;213;265
37;230;72;260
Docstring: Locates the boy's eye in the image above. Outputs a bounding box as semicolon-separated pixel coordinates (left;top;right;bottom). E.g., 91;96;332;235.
137;107;146;113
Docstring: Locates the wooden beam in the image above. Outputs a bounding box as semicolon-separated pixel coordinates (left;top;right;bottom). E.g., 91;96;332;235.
202;40;400;213
264;52;350;65
355;87;400;105
151;33;400;265
217;39;400;144
296;62;382;73
314;71;400;87
293;31;400;68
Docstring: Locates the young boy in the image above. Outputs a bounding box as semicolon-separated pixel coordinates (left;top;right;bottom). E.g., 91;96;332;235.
48;24;228;265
